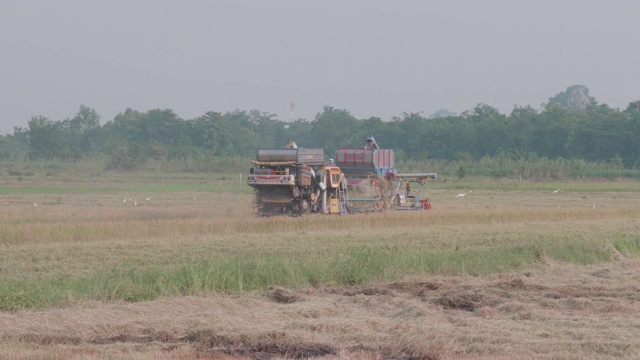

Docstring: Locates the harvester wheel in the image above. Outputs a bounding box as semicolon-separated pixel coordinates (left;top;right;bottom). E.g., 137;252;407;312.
300;199;311;214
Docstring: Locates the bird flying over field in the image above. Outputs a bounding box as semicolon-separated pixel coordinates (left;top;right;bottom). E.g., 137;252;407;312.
553;189;560;194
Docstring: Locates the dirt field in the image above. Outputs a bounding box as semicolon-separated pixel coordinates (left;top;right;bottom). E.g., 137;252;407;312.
1;182;639;359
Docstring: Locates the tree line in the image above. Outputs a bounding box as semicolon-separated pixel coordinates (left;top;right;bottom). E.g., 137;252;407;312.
1;86;639;170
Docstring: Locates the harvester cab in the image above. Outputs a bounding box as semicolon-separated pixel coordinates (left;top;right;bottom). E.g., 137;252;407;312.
317;163;348;214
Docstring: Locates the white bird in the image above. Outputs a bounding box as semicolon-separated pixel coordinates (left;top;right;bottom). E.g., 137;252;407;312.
123;197;127;204
455;193;466;197
552;189;560;194
33;202;38;207
145;197;151;201
134;199;137;206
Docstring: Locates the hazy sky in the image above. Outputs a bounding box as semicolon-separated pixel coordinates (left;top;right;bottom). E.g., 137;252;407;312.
1;0;639;135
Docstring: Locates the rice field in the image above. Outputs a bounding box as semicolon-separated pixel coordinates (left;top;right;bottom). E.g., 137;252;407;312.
1;176;640;359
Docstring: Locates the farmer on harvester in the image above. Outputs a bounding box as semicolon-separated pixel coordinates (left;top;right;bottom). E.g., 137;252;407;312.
364;135;379;150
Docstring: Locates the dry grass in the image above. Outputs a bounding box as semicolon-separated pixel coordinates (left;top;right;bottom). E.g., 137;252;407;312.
1;183;639;359
1;258;639;359
1;189;637;282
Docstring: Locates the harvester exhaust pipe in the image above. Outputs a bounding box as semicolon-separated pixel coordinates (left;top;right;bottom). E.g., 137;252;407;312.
318;170;328;214
310;168;323;211
313;188;321;208
321;188;328;214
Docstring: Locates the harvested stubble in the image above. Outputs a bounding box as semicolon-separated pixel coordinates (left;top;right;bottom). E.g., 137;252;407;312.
0;186;639;359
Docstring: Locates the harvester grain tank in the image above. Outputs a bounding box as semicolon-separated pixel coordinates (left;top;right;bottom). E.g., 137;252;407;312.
336;136;437;211
335;146;395;185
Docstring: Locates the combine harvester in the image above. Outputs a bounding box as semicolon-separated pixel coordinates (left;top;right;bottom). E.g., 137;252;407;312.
247;141;348;216
335;136;437;212
247;137;436;216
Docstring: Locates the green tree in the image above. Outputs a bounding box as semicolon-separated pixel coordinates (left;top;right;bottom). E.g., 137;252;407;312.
65;105;101;158
571;104;635;164
27;116;68;159
393;112;431;160
0;128;29;161
466;104;508;157
508;105;540;156
625;101;640;167
248;110;288;148
310;106;360;154
285;119;313;147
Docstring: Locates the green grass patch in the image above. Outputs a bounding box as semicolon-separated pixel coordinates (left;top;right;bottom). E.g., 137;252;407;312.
430;181;640;193
0;241;614;311
613;236;640;256
544;240;612;264
0;183;252;195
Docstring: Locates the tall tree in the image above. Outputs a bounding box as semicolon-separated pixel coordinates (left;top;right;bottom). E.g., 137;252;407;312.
0;128;29;161
310;106;360;154
465;104;508;157
27;116;68;159
65;105;102;158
